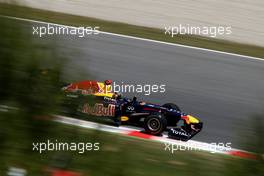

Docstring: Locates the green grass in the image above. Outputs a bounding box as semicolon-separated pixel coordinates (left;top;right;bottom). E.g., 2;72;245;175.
0;111;244;176
1;108;264;176
0;3;263;58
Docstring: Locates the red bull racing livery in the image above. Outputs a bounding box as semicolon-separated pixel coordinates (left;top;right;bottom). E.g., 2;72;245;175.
62;80;203;141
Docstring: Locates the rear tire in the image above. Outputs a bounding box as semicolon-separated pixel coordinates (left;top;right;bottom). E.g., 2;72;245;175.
143;115;167;135
162;103;181;111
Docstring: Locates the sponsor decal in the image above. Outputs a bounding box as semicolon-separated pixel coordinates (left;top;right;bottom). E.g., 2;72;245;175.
81;103;115;117
171;129;189;137
103;96;117;102
121;116;129;121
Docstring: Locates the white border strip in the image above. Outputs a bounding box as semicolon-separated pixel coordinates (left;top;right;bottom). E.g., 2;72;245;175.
1;15;263;62
55;115;256;157
0;104;257;158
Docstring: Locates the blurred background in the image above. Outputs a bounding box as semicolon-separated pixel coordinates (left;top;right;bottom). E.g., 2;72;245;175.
0;1;264;176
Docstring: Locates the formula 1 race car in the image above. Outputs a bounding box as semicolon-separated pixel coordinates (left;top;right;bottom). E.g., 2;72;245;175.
61;80;203;141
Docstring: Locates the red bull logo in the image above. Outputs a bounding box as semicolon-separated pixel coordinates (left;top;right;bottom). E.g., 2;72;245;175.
81;103;115;117
181;115;199;124
63;80;112;95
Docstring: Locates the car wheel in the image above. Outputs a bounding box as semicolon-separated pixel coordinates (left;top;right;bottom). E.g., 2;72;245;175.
143;115;167;135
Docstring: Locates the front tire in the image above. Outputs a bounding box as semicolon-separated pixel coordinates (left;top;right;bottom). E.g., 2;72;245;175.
143;115;167;135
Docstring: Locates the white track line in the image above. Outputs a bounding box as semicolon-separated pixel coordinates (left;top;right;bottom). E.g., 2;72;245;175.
1;15;263;62
54;115;134;134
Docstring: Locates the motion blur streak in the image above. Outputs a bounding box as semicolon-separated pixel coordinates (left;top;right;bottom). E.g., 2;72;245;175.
0;7;264;176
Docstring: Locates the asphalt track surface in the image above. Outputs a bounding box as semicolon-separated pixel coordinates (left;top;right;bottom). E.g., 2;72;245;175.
9;18;264;148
